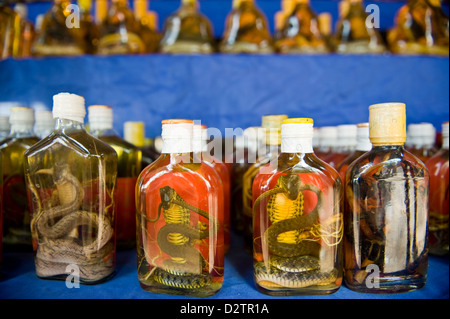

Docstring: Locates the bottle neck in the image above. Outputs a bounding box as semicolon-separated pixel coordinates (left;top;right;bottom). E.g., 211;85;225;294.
9;123;35;138
281;136;313;154
55;118;86;133
90;127;118;138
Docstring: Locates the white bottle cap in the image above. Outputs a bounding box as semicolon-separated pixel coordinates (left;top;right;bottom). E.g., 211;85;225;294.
0;116;11;129
88;105;114;131
319;126;338;147
281;118;314;153
52;93;86;123
337;124;357;148
9;107;34;125
193;124;208;152
35;110;54;124
442;121;449;149
161;119;194;154
356;122;372;151
407;123;436;147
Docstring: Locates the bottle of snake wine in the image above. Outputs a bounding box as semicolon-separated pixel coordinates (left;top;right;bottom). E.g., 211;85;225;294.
192;124;229;254
24;93;118;284
344;103;429;293
425;121;449;256
252;118;344;296
136;119;224;297
242;114;287;252
88;105;142;250
0;107;40;251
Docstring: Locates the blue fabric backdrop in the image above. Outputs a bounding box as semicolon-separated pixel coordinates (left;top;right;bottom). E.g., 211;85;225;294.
0;54;448;137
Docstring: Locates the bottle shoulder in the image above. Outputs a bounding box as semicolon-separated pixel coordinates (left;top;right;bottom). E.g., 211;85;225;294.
25;130;117;159
346;147;429;182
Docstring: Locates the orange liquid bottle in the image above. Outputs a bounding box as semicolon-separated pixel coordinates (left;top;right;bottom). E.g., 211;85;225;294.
253;118;343;296
426;121;449;256
136;119;224;297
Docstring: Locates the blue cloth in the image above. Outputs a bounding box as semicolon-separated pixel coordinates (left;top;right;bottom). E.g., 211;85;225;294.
1;55;448;138
0;232;448;300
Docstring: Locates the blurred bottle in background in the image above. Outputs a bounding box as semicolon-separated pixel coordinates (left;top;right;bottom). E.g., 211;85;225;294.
220;0;274;54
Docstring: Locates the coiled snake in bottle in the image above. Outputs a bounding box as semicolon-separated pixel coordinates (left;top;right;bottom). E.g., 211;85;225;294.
253;174;342;289
142;186;218;289
29;163;114;282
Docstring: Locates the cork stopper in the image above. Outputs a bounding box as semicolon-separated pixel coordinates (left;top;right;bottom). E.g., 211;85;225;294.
369;102;406;146
262;114;288;145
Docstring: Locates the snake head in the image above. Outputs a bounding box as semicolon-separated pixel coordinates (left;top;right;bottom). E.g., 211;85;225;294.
160;186;177;209
279;174;301;200
53;163;71;185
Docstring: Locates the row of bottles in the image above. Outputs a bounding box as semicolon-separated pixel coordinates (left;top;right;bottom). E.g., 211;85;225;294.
1;0;448;59
0;96;448;296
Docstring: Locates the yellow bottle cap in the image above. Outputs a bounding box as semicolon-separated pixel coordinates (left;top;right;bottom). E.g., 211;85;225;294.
369;102;406;146
262;114;288;146
124;121;145;147
282;118;314;125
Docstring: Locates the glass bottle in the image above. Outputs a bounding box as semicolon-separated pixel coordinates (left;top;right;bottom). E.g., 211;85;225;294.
242;115;287;251
24;93;118;284
159;0;215;54
225;127;264;234
97;0;146;55
315;126;338;161
34;110;55;139
337;122;371;181
136;119;224;297
1;3;19;60
78;0;99;54
324;124;357;169
32;0;88;56
406;123;438;163
344;102;429;293
88;105;142;250
334;0;386;54
134;0;161;53
274;0;329;54
193;124;229;253
0;151;3;270
253;118;343;296
220;0;274;54
13;3;35;58
425;121;449;256
274;0;295;34
95;0;108;25
123;121;155;168
0;116;10;141
0;107;39;251
388;0;449;56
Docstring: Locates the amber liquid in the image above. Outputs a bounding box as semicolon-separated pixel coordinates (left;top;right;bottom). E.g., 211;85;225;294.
24;120;117;284
253;152;343;296
136;153;224;297
425;148;449;256
1;136;39;250
94;134;142;249
220;0;274;53
159;1;215;54
274;2;329;53
344;145;429;293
